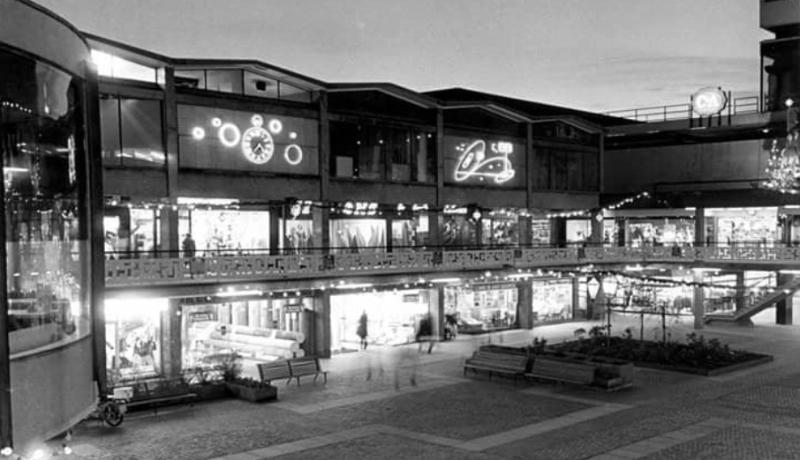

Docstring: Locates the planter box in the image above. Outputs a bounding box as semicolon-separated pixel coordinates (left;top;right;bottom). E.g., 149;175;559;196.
191;383;230;401
226;382;277;403
635;354;774;376
531;353;634;390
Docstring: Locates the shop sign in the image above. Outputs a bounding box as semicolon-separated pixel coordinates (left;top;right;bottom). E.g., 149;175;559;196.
189;311;217;322
284;303;303;313
691;87;727;116
471;282;517;292
402;293;420;303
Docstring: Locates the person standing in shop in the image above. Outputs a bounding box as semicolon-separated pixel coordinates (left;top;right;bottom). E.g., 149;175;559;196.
357;311;369;350
182;233;196;259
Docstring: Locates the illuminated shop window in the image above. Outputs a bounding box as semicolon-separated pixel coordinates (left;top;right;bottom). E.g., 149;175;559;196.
91;49;157;83
179;208;270;255
330;218;386;253
444;285;517;332
1;50;91;355
106;298;164;381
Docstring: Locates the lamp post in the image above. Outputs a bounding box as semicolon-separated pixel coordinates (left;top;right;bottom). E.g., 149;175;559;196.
602;276;618;346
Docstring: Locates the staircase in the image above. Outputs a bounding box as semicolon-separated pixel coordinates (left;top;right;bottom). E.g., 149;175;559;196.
705;277;800;324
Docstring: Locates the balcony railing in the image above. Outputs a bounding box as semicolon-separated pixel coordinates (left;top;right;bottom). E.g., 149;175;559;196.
105;244;800;288
604;95;761;123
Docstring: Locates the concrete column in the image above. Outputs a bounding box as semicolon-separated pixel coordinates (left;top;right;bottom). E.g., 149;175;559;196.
430;287;444;339
777;273;794;325
162;67;180;256
162;299;183;379
519;215;531;248
427;210;441;247
735;272;747;312
693;272;705;329
435;110;445;210
589;212;603;246
694;207;706;247
572;277;582;320
269;206;280;255
551;217;566;247
315;291;331;358
516;281;533;329
313;206;329;254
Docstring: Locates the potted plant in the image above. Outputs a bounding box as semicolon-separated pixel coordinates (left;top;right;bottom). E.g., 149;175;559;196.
219;354;278;403
183;366;229;401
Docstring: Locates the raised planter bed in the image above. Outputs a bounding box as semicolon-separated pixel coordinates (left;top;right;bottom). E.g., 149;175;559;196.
190;382;230;401
545;336;773;377
226;380;278;403
528;353;633;391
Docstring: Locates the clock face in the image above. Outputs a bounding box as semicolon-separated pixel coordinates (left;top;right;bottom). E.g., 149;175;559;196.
241;126;274;164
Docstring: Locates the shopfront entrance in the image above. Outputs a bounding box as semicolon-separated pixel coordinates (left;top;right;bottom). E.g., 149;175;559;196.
105;298;166;382
330;289;433;352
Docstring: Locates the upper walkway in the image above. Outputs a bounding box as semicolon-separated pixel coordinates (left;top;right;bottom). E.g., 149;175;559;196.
105;244;800;290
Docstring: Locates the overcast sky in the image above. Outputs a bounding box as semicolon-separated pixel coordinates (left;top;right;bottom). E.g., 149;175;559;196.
37;0;771;113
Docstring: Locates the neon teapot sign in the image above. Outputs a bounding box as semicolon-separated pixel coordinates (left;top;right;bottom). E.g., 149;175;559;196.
454;140;515;184
192;114;304;166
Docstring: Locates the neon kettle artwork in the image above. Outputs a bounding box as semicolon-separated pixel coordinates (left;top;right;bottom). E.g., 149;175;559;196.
453;140;515;184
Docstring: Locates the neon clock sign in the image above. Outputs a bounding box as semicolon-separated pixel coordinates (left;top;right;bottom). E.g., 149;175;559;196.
454;140;515;184
192;114;304;166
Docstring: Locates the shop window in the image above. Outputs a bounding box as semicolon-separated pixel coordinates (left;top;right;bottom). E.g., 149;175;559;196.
174;69;206;89
532;279;574;323
625;218;694;247
441;215;478;248
104;206;158;258
2;50;91;355
187;209;270;255
91;49;158;83
391;216;429;249
531;219;551;246
444;285;517;333
279;218;313;254
106;298;163;381
566;219;591;245
181;299;310;369
205;69;243;94
243;71;278;99
481;216;519;247
330;218;386;253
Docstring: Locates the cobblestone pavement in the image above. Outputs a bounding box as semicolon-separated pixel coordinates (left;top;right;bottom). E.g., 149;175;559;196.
39;314;800;460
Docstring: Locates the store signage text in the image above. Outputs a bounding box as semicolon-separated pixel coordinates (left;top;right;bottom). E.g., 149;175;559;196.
284;303;303;313
192;114;304;166
454;140;516;184
691;87;727;117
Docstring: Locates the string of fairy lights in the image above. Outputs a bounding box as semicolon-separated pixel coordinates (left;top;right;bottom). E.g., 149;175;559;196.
105;190;659;220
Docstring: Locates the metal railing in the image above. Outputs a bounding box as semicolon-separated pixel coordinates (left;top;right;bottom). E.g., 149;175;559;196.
605;94;762;123
105;243;800;288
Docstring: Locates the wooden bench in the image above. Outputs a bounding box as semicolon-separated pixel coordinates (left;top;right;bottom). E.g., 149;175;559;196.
288;357;328;385
125;378;198;415
257;360;293;385
463;350;528;382
526;355;596;386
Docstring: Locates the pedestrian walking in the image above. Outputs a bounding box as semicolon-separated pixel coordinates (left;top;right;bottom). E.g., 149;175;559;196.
357;311;369;350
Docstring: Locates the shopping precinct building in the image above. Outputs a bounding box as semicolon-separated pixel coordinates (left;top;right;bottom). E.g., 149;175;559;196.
2;0;800;453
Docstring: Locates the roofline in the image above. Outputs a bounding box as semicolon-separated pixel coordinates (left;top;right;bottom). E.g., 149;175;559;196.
83;33;327;89
17;0;91;52
327;83;439;109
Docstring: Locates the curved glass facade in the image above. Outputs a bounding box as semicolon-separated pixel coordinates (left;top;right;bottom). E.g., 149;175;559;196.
1;48;90;355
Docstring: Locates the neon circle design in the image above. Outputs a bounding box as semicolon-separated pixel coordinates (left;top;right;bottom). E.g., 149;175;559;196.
211;117;222;128
191;127;206;140
284;144;303;165
251;114;264;127
454;139;515;184
289;131;298;140
218;123;241;147
268;119;283;134
242;126;274;164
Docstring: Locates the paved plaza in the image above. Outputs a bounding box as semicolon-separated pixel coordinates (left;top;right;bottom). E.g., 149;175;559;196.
52;312;800;459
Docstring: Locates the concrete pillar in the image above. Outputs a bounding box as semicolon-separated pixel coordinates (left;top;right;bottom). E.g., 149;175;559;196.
315;291;331;358
551;217;566;247
517;281;533;329
694;207;706;247
312;207;329;254
572;277;583;320
430;287;444;339
735;272;747;312
693;271;705;329
589;212;603;247
777;273;794;325
427;210;441;247
162;67;180;257
519;215;531;248
162;298;183;379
